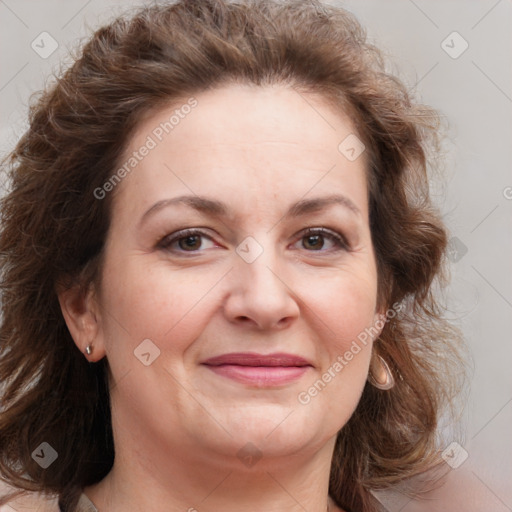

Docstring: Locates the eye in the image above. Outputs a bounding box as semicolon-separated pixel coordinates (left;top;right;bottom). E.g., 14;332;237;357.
294;227;349;252
158;226;349;256
158;229;217;253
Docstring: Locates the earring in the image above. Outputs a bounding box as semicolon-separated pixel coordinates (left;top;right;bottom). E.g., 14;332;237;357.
85;344;93;356
368;354;394;390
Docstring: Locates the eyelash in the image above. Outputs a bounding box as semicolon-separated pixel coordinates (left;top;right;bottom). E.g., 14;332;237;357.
158;227;350;255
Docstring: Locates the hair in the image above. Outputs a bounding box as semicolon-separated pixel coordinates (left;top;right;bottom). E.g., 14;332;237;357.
0;1;466;511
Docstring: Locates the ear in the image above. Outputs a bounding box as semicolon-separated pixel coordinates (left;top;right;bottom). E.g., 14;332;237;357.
371;308;388;342
57;280;106;362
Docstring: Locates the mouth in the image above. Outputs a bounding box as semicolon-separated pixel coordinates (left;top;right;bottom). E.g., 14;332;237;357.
201;352;313;387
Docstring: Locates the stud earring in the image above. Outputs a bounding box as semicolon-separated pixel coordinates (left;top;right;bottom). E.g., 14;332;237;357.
368;354;395;390
85;344;93;356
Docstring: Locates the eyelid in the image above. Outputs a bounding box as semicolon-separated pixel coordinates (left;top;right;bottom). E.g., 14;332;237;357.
296;226;350;252
157;228;219;252
158;225;351;255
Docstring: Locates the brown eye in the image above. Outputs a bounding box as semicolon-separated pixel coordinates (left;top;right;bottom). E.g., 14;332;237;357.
302;234;325;250
159;229;217;253
295;228;348;252
178;235;203;251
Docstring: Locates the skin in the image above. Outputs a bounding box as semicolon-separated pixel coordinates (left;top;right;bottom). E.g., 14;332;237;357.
59;83;384;512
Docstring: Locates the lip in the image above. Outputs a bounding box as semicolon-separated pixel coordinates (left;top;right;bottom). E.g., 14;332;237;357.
201;352;313;387
202;352;312;367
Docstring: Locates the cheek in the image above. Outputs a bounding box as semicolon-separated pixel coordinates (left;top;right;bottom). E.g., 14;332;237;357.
296;276;376;424
304;266;379;345
100;257;224;352
297;265;378;395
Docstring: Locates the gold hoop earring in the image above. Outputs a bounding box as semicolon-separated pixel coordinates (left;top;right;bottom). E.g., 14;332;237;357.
368;354;394;390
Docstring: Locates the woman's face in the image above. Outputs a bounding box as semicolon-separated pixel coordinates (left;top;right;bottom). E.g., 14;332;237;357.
90;84;381;468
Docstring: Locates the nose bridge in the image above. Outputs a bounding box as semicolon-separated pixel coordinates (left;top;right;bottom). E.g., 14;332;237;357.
225;233;299;328
235;233;284;293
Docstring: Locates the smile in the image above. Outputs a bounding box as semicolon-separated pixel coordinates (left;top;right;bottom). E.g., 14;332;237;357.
201;352;313;387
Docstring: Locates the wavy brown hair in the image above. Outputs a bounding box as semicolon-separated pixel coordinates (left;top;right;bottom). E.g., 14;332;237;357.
0;1;465;511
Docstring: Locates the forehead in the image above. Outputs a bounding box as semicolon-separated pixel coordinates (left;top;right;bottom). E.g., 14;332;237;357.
112;84;369;221
123;83;364;159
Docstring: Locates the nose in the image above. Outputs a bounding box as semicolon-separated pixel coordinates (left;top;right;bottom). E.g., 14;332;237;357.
223;240;300;330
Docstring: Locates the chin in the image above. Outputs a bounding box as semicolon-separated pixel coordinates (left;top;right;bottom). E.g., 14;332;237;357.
200;405;332;459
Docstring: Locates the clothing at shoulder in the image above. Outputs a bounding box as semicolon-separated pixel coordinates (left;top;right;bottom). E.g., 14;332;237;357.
0;489;58;512
58;493;97;512
76;493;98;512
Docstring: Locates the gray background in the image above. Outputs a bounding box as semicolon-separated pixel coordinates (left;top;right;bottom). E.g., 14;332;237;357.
1;1;511;511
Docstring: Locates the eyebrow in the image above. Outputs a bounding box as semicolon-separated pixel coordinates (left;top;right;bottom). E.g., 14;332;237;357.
139;193;361;226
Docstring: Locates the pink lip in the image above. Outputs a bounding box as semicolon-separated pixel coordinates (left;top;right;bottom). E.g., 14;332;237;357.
202;352;312;387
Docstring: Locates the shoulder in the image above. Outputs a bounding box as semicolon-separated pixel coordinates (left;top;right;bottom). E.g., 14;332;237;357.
0;490;59;512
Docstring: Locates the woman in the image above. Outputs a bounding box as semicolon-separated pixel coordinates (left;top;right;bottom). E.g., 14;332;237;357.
0;1;465;511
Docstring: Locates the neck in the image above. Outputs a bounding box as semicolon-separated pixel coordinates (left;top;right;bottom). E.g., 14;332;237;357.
83;433;340;512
